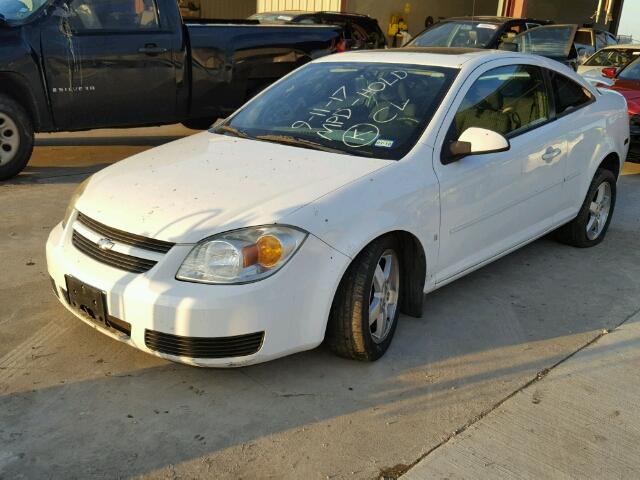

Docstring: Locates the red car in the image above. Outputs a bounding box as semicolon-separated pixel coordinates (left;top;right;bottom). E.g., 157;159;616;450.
605;57;640;158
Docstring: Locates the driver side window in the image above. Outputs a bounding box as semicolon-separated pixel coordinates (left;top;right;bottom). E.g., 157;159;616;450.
68;0;159;31
451;64;550;139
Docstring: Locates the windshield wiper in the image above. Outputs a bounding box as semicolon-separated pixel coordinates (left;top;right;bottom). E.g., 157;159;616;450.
215;125;251;139
255;135;349;155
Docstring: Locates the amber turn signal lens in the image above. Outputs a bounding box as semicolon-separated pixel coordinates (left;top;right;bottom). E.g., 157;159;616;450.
257;235;283;268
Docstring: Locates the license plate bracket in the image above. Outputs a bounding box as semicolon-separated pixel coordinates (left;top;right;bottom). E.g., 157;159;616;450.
65;275;108;326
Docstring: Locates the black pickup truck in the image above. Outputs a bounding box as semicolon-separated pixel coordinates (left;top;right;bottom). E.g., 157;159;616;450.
0;0;344;179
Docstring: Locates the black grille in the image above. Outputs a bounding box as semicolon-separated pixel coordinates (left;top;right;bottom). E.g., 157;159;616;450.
77;212;175;254
144;330;264;359
72;231;157;274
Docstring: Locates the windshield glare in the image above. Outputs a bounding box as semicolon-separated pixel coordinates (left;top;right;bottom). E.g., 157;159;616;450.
0;0;47;22
618;58;640;81
218;62;457;160
412;21;500;48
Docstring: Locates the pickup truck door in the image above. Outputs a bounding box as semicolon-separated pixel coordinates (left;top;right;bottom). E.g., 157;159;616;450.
433;63;565;284
40;0;178;129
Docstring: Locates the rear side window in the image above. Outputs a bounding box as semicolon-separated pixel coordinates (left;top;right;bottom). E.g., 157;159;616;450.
68;0;160;31
549;72;594;115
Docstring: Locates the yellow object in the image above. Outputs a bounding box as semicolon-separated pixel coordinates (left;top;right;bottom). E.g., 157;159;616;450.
257;235;283;268
404;2;411;14
388;14;399;37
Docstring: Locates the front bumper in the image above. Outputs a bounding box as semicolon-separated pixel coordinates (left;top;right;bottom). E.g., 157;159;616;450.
46;219;350;367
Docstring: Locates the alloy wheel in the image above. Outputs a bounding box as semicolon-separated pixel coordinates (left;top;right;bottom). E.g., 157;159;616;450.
369;249;400;344
586;181;612;241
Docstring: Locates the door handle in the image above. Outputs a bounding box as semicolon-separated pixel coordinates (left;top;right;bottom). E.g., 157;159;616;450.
542;147;561;163
138;44;168;55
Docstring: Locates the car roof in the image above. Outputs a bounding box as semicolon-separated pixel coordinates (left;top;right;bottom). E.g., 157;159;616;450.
314;47;523;69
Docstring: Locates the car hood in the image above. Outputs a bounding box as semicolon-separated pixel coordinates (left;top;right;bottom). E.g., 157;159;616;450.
75;132;390;244
609;80;640;113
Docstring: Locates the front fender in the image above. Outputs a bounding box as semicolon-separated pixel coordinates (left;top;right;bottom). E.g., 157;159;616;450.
282;151;439;290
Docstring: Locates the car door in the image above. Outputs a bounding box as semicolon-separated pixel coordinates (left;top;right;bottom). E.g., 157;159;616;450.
41;0;178;130
544;68;598;217
432;62;565;284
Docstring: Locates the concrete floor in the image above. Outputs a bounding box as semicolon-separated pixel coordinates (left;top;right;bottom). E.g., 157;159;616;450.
1;126;640;479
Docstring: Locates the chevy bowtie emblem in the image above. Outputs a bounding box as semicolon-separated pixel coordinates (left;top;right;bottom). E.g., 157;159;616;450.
97;238;115;251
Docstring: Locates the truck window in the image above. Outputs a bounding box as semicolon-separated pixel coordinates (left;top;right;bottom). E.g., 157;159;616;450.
68;0;159;31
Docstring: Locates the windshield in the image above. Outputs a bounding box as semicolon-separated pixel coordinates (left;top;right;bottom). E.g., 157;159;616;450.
618;57;640;81
216;62;457;160
584;48;640;68
0;0;48;23
411;21;500;48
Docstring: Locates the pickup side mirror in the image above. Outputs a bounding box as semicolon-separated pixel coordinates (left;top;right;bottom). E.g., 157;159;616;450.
498;41;519;52
442;127;510;165
601;67;618;79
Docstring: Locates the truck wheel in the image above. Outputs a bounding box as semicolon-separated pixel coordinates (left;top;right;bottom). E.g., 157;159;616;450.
0;95;33;181
555;168;616;248
326;236;401;361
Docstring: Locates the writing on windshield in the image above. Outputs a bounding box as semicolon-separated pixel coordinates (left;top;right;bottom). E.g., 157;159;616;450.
222;62;457;160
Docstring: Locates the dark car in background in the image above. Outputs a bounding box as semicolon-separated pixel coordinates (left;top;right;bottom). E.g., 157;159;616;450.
249;11;387;49
0;0;345;180
409;16;550;49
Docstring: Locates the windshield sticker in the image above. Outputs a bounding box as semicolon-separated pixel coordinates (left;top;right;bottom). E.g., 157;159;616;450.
375;139;394;148
476;23;499;30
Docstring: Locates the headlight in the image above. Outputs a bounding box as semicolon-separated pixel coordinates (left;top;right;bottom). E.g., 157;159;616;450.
62;177;91;228
176;226;308;284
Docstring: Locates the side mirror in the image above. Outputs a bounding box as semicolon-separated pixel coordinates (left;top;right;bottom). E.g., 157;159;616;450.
442;127;510;165
601;67;617;79
498;41;519;52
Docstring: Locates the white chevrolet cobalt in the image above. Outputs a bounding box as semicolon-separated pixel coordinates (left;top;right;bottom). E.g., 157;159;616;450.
47;49;629;367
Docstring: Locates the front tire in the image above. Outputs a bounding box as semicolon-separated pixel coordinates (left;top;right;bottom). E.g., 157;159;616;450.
326;236;401;361
0;95;34;181
555;168;616;247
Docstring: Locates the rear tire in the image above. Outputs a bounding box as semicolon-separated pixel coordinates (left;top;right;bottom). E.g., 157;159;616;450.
0;94;34;181
555;168;616;247
326;236;402;361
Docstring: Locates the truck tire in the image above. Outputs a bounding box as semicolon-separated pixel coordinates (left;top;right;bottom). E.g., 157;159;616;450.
555;168;616;248
326;235;402;361
0;94;34;181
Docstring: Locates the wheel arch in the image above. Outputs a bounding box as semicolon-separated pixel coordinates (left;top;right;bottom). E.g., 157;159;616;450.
328;229;427;325
0;72;41;130
597;151;621;179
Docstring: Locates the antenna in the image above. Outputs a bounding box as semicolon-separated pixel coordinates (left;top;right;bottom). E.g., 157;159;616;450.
472;0;476;20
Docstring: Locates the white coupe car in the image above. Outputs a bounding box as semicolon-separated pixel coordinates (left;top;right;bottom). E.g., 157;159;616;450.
47;49;629;367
